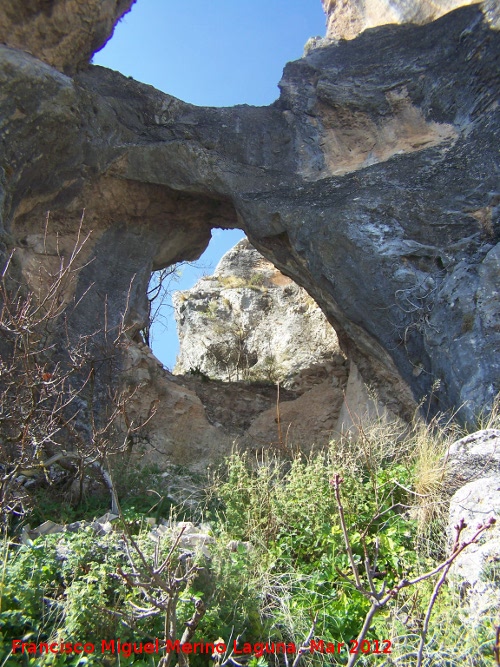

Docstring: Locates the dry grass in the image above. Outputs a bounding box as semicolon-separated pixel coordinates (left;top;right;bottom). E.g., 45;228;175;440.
476;392;500;431
408;418;460;551
329;403;469;558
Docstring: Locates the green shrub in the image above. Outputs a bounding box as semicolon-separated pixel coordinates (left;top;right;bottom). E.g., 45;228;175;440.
0;531;131;662
1;418;497;667
208;448;420;650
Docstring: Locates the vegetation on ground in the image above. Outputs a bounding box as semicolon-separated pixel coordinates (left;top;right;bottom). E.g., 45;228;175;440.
1;415;498;667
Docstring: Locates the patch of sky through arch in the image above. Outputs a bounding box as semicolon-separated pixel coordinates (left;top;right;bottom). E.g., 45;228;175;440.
93;0;326;369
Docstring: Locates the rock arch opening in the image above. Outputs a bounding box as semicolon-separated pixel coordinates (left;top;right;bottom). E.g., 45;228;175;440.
145;228;246;370
172;238;342;383
168;236;354;451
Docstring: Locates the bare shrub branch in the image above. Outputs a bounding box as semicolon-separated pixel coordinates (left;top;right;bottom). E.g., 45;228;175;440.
331;473;495;667
0;212;154;528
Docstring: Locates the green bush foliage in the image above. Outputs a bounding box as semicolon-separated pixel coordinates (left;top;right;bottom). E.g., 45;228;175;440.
210;449;419;648
0;423;498;667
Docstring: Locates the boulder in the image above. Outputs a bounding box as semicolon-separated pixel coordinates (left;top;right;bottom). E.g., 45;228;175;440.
445;429;500;621
447;475;500;618
445;429;500;493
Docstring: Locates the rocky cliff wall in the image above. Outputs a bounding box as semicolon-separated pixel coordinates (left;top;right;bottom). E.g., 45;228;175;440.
0;1;499;468
0;0;136;74
173;239;342;386
321;0;500;39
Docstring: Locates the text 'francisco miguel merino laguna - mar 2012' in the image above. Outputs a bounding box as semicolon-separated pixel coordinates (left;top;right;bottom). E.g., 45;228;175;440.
12;638;393;658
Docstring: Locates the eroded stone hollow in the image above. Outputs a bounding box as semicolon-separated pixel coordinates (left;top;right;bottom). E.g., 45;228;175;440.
0;1;499;467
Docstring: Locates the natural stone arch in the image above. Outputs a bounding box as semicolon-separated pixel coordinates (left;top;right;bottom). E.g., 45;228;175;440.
1;3;499;443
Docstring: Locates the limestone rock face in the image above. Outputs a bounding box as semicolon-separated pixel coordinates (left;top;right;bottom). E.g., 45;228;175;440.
173;239;341;385
321;0;500;40
448;476;500;619
445;429;500;493
177;372;347;453
0;0;499;465
0;0;136;74
121;344;233;472
246;379;345;450
335;361;401;436
448;477;500;586
446;430;500;619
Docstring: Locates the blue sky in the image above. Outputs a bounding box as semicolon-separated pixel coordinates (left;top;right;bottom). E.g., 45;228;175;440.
93;0;326;368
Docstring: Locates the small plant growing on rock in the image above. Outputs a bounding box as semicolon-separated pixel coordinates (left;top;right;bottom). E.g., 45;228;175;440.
248;272;265;289
189;366;210;382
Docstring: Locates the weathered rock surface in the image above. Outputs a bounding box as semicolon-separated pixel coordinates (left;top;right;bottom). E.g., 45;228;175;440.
336;361;401;436
246;379;345;450
445;429;500;493
321;0;500;40
174;239;341;385
446;430;500;619
0;1;499;473
175;375;301;437
448;477;499;582
448;476;500;618
121;343;233;471
124;343;347;460
0;0;136;74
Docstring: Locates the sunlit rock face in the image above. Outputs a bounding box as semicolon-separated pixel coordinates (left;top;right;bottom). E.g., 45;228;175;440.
173;239;341;385
0;0;136;74
321;0;499;40
0;0;499;472
446;430;500;622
